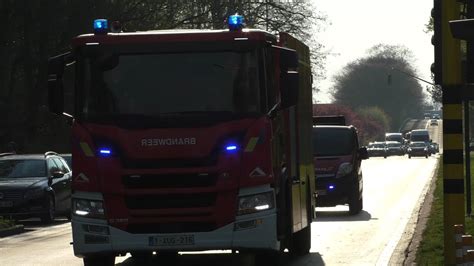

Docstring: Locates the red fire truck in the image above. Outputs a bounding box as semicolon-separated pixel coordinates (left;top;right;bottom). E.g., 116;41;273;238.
48;15;315;265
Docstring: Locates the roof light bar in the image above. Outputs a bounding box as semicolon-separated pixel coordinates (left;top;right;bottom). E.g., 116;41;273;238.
228;14;244;31
94;19;108;34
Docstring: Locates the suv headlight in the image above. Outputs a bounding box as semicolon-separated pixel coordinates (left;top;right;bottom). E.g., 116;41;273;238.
336;162;353;178
238;191;274;216
73;199;105;219
24;188;44;199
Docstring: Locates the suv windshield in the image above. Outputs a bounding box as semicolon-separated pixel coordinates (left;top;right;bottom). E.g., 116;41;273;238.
81;50;261;124
0;159;46;178
313;127;354;156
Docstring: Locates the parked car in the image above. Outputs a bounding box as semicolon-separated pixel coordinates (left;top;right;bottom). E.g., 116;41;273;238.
367;142;387;158
407;142;430;158
429;142;440;154
60;154;71;168
0;152;72;222
430;119;438;126
312;118;368;215
385;141;405;156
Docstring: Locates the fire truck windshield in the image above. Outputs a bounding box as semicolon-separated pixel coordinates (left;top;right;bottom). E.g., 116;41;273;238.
80;50;262;126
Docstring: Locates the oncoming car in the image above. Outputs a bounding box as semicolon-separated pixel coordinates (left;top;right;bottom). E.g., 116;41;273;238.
0;152;72;222
385;141;405;156
312;124;368;215
367;142;387;158
407;142;430;158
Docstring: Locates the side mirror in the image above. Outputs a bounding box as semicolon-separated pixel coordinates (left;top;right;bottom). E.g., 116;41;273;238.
48;52;71;115
281;71;299;109
358;147;369;160
273;46;299;109
51;171;65;179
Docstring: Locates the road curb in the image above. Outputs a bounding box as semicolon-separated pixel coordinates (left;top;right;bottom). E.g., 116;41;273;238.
0;225;24;238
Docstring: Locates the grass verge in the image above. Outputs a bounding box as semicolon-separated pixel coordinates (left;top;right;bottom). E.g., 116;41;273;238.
416;157;474;264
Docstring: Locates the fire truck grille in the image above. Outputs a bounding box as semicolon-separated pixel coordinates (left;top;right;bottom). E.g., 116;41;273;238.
127;222;216;234
121;156;217;169
125;193;216;209
122;173;218;189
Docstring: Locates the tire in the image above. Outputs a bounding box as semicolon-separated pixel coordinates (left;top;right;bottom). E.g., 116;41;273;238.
349;184;363;215
425;154;428;158
40;194;55;223
131;251;153;262
290;225;311;256
157;251;178;264
83;256;115;266
255;250;283;266
408;155;411;159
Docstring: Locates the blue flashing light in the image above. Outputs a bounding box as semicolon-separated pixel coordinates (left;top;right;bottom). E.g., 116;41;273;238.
328;185;335;190
226;145;238;151
228;14;244;31
99;148;112;156
94;19;108;34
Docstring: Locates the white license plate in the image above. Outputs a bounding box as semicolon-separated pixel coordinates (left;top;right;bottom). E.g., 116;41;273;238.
0;201;13;207
149;235;195;246
316;190;327;196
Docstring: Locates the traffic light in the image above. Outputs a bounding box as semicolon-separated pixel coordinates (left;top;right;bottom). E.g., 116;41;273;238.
431;0;442;85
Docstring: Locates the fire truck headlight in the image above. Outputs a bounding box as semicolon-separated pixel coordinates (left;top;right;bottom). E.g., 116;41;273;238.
73;199;105;219
238;191;274;216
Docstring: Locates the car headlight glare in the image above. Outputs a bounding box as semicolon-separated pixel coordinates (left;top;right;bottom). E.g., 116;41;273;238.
24;188;44;199
238;191;274;215
73;199;105;219
336;162;353;178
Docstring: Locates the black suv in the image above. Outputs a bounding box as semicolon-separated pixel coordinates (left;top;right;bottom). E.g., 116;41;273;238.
0;152;72;223
312;116;369;215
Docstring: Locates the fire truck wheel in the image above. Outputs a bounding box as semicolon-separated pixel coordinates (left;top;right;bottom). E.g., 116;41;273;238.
157;251;178;263
83;255;115;266
291;225;311;256
131;251;153;262
255;250;283;266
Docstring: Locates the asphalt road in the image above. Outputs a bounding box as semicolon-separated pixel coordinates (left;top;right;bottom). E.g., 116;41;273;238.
0;120;441;266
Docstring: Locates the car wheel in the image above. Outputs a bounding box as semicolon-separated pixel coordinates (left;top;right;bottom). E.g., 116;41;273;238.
349;183;363;215
425;154;428;158
40;194;55;223
408;155;411;159
83;256;115;266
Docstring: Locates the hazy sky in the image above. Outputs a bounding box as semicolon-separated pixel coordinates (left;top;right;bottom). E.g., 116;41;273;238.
311;0;434;103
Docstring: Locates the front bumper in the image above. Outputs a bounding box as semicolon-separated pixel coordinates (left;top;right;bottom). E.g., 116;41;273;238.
72;210;278;257
0;196;47;219
315;173;355;207
408;150;428;157
71;187;279;257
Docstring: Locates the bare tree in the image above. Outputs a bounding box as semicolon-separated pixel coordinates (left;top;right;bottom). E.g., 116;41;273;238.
331;44;426;130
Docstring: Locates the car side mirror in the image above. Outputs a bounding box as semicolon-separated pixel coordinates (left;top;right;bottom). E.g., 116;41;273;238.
358;147;369;160
51;171;65;179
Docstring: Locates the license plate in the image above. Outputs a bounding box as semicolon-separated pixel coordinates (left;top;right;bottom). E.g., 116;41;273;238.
316;189;327;196
0;201;13;207
149;235;195;246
